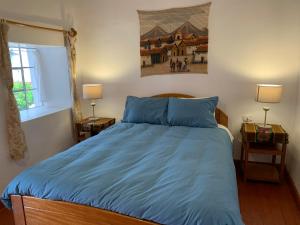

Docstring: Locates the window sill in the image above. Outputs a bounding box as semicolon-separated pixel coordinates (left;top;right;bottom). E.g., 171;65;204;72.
20;105;71;122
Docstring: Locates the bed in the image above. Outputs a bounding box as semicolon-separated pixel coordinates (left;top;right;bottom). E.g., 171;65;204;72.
1;93;244;225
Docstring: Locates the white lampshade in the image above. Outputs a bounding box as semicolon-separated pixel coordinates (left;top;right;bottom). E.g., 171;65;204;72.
255;84;282;103
82;84;103;100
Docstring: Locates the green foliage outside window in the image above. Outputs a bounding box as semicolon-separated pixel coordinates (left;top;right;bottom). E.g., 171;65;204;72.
13;82;34;111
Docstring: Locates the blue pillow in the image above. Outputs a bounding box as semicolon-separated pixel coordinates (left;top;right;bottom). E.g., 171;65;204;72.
167;97;218;128
122;96;168;125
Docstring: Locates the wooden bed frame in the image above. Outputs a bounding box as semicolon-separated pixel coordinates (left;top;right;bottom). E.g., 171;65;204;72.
11;93;228;225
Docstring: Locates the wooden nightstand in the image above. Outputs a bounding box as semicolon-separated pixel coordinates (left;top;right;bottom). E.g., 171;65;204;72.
240;123;288;183
76;117;115;142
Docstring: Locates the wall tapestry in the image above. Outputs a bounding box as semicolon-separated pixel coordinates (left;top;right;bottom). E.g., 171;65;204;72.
138;3;211;77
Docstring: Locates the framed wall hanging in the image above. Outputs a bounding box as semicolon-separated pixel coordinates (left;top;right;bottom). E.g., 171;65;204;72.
138;3;211;76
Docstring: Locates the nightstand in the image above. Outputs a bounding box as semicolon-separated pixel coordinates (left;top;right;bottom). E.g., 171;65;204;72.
240;123;288;183
76;117;115;142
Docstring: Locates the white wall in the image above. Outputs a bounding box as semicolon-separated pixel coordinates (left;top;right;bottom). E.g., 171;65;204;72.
0;0;75;192
72;0;300;190
287;76;300;192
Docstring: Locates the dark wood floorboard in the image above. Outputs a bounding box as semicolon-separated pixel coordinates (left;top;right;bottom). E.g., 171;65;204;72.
0;208;14;225
0;173;299;225
237;171;300;225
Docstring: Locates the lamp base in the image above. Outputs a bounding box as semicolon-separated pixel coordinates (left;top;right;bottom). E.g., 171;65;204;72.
90;101;97;121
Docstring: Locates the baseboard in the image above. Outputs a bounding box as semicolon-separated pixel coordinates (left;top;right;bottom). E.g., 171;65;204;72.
285;169;300;208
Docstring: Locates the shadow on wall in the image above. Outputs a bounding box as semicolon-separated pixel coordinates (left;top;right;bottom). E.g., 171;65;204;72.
0;9;63;26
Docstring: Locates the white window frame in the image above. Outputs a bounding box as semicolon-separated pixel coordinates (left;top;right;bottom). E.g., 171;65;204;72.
9;42;72;122
10;46;41;111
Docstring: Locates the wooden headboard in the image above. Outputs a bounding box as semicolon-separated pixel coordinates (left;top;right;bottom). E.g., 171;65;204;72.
152;93;228;127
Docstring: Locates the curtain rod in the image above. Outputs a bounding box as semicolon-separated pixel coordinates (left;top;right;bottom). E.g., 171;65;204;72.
3;19;65;33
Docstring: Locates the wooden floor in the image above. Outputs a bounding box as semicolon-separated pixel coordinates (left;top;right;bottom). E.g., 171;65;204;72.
0;207;14;225
0;174;299;225
238;175;300;225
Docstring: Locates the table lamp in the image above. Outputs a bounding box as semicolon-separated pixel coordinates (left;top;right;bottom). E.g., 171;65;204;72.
255;84;282;128
83;84;103;120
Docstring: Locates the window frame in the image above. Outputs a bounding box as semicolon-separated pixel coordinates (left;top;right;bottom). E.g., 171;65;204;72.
10;46;40;111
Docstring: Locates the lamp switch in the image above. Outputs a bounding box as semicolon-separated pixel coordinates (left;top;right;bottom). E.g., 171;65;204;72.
242;115;253;123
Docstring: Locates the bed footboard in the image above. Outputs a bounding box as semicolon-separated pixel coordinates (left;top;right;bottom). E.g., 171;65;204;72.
11;195;158;225
11;195;26;225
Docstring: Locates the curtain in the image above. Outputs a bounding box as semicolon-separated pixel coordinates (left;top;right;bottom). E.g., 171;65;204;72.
64;28;82;135
0;21;27;160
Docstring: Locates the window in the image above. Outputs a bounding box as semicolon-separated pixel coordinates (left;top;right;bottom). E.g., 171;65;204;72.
8;43;72;122
10;45;42;111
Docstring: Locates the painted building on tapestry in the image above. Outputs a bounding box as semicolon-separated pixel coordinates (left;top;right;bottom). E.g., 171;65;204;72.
138;3;211;76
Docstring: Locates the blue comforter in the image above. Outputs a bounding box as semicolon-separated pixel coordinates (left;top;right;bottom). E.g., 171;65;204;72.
2;123;244;225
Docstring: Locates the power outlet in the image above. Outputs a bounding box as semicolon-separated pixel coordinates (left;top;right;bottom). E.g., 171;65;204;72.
242;115;253;123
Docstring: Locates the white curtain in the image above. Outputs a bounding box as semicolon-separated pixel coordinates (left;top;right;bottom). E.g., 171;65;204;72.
0;21;27;160
64;28;82;136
